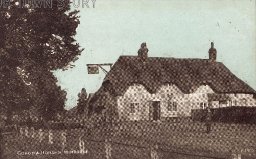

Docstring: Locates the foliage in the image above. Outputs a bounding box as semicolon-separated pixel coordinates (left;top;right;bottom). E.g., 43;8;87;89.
0;0;83;122
77;88;88;114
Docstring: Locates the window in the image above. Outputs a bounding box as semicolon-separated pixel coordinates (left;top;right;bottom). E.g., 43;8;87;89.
234;100;237;106
167;93;173;99
200;103;207;109
200;103;204;109
228;100;232;106
173;102;177;111
167;102;177;111
161;93;166;98
219;100;227;105
130;103;139;113
242;98;247;106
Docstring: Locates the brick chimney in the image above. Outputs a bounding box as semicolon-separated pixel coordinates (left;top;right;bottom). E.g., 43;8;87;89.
208;42;217;62
138;42;148;61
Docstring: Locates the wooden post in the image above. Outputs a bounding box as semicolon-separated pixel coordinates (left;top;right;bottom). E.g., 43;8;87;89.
61;131;66;151
30;127;35;138
38;129;43;142
150;144;159;159
0;128;3;159
79;137;87;154
105;139;112;159
232;154;241;159
48;129;53;144
24;126;29;137
19;127;24;136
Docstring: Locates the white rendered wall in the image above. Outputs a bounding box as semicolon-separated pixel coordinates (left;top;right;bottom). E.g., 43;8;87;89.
116;84;256;120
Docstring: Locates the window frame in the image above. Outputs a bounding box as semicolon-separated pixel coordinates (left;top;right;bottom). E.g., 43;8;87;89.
200;102;208;109
167;101;178;111
130;102;139;114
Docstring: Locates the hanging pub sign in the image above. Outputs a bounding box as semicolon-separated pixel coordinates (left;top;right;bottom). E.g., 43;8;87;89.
87;64;99;74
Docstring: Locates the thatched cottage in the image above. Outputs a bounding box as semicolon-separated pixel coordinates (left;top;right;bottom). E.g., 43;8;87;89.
89;43;256;121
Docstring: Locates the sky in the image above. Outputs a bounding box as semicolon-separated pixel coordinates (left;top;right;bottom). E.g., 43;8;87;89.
54;0;256;110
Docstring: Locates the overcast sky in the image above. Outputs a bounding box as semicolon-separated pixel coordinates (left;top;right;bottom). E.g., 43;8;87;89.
54;0;256;109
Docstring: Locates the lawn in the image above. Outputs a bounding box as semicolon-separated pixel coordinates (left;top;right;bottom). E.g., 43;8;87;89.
1;119;256;159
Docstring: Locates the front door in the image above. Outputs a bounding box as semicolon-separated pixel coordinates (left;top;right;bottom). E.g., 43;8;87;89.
151;101;160;121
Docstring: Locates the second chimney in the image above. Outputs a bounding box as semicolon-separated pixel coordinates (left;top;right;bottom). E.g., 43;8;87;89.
208;42;217;62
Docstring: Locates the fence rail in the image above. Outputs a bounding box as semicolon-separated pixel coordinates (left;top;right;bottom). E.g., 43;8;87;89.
1;120;256;159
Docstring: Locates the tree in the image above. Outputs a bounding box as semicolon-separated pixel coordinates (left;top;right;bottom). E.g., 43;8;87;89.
77;88;88;114
0;0;83;122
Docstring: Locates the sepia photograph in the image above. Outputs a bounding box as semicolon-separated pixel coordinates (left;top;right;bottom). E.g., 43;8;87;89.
0;0;256;159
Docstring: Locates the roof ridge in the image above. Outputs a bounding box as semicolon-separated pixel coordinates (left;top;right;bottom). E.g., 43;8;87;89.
119;55;223;62
102;55;256;96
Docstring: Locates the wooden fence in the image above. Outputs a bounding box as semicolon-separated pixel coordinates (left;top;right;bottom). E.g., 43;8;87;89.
1;120;255;159
191;106;256;123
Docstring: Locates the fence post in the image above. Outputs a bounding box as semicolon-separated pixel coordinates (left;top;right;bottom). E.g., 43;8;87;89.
48;129;53;144
0;128;3;159
31;127;35;138
231;153;241;159
61;131;66;151
38;129;43;142
19;127;23;136
105;139;112;159
24;126;29;137
150;144;159;159
79;136;87;154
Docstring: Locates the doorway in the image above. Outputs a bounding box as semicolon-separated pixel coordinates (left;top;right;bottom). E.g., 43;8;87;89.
151;101;161;121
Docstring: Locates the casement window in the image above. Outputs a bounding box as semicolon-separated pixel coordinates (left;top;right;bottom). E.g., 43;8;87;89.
228;99;237;106
161;93;166;98
167;93;173;99
219;100;228;107
130;103;139;113
242;98;247;106
200;103;203;109
167;102;177;111
228;100;233;106
234;100;237;106
200;103;207;109
219;100;227;105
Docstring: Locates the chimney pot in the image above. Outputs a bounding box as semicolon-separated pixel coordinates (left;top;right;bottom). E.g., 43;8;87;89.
209;42;217;62
138;42;148;60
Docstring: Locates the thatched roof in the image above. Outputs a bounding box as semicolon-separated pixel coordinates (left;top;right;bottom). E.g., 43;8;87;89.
102;56;256;96
207;94;231;102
